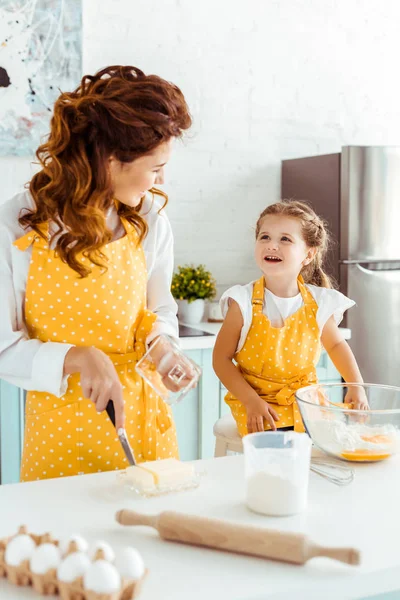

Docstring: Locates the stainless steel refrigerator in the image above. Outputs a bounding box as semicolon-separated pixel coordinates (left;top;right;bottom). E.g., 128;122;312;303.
282;146;400;387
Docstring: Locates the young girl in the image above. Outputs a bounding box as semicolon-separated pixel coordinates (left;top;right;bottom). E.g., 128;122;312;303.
213;200;368;436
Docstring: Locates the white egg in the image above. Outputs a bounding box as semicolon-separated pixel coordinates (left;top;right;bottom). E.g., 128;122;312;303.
5;534;36;566
30;543;61;574
90;541;115;562
83;560;121;594
115;547;145;580
59;534;89;556
57;551;91;583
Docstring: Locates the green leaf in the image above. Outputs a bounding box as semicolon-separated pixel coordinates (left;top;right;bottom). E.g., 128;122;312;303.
171;263;217;301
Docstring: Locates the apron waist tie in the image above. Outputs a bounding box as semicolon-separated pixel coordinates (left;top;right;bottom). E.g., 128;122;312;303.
274;369;315;433
274;369;316;406
241;367;316;433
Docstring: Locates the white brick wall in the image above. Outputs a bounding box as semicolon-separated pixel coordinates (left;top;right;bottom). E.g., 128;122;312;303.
3;0;400;292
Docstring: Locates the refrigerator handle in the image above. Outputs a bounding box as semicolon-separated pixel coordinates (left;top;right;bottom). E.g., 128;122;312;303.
354;263;400;275
341;259;400;265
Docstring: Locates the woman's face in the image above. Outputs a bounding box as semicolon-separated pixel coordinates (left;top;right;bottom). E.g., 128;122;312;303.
109;139;173;207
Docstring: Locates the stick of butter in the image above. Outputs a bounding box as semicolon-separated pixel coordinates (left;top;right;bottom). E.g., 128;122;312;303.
125;459;195;490
124;466;156;492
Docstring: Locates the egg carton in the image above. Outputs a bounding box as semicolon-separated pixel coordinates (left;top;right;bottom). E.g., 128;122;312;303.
0;525;147;600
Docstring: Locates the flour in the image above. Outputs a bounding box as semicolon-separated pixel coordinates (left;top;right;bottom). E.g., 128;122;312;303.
246;470;308;516
308;420;400;455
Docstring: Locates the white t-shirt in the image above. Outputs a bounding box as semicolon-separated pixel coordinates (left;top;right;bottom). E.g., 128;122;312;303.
220;281;355;353
0;190;178;397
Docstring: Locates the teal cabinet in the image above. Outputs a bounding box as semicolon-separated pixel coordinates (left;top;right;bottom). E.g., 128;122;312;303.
0;381;25;484
172;350;201;462
0;349;342;484
172;348;220;462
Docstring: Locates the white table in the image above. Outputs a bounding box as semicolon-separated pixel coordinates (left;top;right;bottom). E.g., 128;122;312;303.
0;455;398;600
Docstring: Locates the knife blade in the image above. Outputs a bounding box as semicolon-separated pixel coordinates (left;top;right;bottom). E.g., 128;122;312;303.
105;400;137;466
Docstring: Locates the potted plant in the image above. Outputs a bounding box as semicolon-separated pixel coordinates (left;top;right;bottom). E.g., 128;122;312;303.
171;264;217;324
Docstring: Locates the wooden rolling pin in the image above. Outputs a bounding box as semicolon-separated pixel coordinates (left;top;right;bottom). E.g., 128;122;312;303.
116;509;360;566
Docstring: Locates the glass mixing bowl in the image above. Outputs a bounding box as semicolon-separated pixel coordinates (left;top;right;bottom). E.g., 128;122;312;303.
295;383;400;463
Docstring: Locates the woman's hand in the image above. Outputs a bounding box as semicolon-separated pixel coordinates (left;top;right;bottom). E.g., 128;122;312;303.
64;346;125;429
157;352;197;392
149;336;198;393
246;396;279;433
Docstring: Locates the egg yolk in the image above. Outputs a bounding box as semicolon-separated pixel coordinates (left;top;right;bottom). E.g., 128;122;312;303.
341;449;391;462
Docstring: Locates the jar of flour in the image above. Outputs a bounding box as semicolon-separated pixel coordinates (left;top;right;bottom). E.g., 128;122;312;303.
242;431;312;516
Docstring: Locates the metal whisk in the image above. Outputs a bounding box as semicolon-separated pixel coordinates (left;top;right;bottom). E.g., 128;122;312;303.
310;456;355;486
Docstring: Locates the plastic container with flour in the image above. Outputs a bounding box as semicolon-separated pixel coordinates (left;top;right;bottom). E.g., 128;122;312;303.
243;431;312;516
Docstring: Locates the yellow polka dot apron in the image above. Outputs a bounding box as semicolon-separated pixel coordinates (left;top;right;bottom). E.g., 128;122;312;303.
14;218;178;482
226;276;321;436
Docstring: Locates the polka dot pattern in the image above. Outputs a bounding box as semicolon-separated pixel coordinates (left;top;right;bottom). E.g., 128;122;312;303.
225;275;321;436
18;218;178;482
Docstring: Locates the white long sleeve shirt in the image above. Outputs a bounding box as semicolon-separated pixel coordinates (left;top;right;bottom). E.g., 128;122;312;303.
0;190;179;397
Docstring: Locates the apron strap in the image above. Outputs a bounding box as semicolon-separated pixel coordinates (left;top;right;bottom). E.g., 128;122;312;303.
251;275;318;315
251;277;265;315
297;275;318;307
13;223;50;252
14;218;138;253
118;215;143;251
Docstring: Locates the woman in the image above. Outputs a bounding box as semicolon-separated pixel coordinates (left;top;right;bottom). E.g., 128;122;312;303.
0;65;192;481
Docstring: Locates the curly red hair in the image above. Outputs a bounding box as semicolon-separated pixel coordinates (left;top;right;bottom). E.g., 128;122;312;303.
20;65;192;277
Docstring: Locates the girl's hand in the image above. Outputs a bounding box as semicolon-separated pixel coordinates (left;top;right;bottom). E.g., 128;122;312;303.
246;396;279;433
64;346;125;430
345;386;369;410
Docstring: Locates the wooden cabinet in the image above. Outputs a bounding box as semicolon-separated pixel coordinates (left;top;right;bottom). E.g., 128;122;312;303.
0;349;342;483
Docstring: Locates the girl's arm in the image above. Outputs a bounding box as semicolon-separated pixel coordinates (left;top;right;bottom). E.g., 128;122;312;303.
321;316;368;409
213;300;278;432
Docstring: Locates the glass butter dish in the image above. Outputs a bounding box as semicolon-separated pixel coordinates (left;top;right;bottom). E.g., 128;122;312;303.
118;458;202;497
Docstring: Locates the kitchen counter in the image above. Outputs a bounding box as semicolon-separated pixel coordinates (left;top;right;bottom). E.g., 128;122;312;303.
179;322;351;350
179;321;224;349
0;454;399;600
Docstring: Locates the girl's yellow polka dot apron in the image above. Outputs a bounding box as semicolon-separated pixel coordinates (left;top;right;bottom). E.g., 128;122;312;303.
226;276;321;436
14;218;178;482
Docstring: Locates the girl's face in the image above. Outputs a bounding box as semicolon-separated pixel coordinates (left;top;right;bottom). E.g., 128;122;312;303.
109;139;173;207
255;215;316;280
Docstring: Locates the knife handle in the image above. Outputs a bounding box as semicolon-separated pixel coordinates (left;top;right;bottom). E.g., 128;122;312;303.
105;400;116;427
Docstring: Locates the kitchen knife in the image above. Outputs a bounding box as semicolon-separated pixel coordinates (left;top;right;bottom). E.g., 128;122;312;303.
105;400;137;466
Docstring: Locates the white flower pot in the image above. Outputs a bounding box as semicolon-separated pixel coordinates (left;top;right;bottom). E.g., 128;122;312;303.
177;299;205;325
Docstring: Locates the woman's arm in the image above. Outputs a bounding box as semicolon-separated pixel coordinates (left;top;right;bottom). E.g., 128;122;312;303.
213;300;278;431
0;224;73;396
0;211;125;427
321;316;368;409
145;212;179;346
